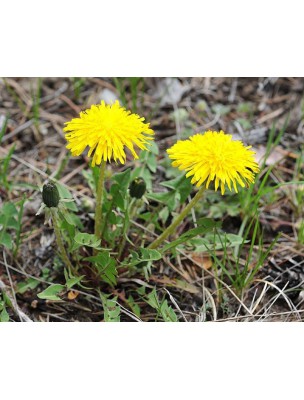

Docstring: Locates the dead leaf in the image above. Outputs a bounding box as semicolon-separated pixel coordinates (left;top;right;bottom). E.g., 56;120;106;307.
253;145;285;165
0;114;6;131
191;253;213;269
174;279;200;294
68;290;79;300
98;88;118;104
152;77;189;106
149;276;199;294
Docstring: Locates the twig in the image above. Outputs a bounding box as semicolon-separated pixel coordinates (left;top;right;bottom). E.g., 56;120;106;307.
254;279;301;321
257;107;284;124
1;251;33;322
163;288;188;322
228;78;238;103
214;309;304;322
2;119;35;142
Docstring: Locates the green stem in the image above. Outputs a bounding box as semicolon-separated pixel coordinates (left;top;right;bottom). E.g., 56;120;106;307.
51;209;75;274
94;160;106;240
117;197;136;260
148;186;206;250
100;198;113;238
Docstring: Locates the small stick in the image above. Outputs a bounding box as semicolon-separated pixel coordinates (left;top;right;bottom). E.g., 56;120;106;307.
1;251;33;322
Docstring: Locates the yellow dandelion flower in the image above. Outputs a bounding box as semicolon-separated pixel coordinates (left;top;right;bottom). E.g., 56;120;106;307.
64;100;154;166
167;130;260;195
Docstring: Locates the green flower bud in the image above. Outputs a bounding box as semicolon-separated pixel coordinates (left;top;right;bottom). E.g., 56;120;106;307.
42;182;60;208
129;177;146;199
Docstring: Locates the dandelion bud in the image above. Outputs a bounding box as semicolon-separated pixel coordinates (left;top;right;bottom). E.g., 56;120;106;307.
42;182;60;208
129;178;146;199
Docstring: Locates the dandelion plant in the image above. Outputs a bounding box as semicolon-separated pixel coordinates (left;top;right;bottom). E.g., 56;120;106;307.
148;130;260;249
41;182;75;274
63;100;154;241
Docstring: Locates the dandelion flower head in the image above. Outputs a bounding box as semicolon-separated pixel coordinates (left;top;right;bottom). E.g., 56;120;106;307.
64;100;154;166
167;130;260;195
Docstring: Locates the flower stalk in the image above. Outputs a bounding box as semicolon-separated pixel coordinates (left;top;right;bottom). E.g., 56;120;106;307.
148;186;206;250
94;160;106;240
117;198;136;260
50;208;75;275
